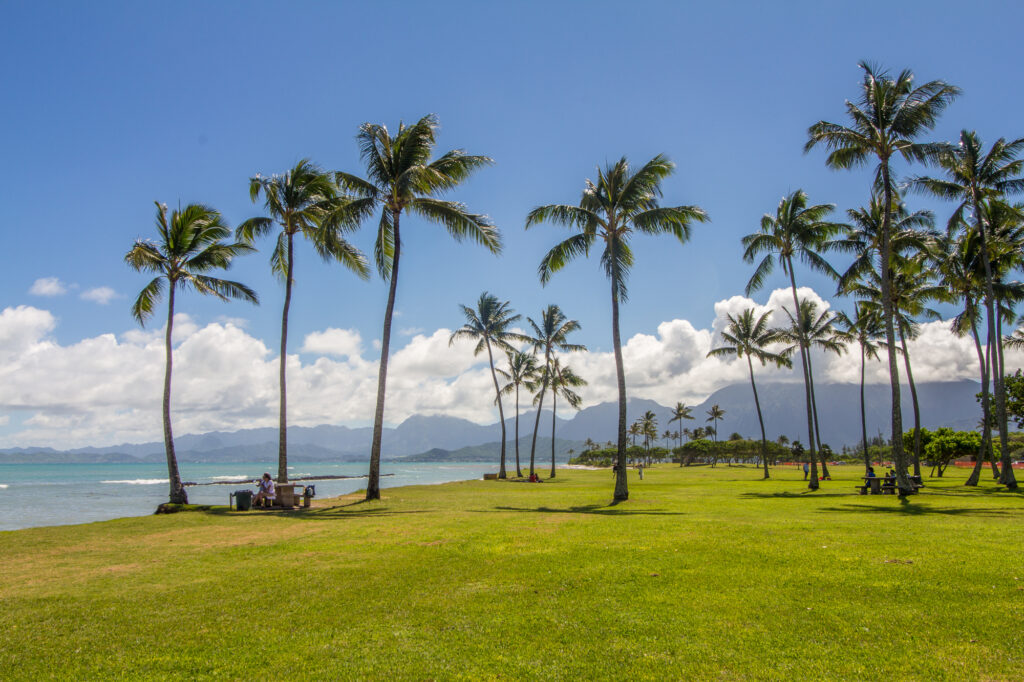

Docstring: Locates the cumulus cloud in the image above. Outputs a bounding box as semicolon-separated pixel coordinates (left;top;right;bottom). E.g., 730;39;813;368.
301;328;363;358
0;287;1016;449
28;277;67;296
80;286;117;304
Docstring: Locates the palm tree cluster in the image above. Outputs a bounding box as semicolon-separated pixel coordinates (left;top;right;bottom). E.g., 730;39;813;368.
719;61;1022;495
451;296;588;480
126;67;1023;505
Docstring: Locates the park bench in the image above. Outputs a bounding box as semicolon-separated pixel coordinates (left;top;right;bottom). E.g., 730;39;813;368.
857;476;924;495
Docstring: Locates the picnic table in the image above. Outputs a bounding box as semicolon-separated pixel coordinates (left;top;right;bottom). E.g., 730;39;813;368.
857;476;923;495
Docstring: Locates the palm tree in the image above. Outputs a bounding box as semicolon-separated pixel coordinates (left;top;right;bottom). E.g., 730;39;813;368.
523;305;585;477
912;131;1024;489
668;402;695;466
707;308;790;479
847;258;944;478
541;357;586;477
527;155;708;501
776;300;847;477
833;303;884;476
639;410;658;461
499;350;540;477
742;189;843;489
450;293;526;479
628;422;642;448
236;159;368;483
806;61;960;496
335;114;500;500
706;404;725;467
126;202;258;504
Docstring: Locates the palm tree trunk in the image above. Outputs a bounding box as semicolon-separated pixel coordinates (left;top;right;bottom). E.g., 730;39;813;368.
805;351;830;479
966;309;989;486
549;387;557;478
514;386;523;477
898;324;922;479
611;262;629;501
529;371;546;478
994;295;1016;487
748;355;769;480
163;284;187;505
367;209;401;501
277;231;295;484
860;344;870;476
880;163;911;496
484;338;507;479
972;198;1015;489
787;265;818;490
985;332;1000;479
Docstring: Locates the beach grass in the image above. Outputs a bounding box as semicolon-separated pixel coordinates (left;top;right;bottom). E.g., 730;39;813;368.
1;464;1022;680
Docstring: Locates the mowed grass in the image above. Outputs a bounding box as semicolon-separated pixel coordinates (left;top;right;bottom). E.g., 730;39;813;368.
1;465;1022;681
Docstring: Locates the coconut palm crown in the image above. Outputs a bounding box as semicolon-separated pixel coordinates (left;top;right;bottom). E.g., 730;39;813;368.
126;202;258;504
526;154;708;500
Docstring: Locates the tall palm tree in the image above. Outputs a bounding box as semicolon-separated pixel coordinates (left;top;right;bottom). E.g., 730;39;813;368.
933;229;998;485
705;404;725;465
237;159;368;483
742;189;843;489
776;300;847;477
628;422;642;448
848;258;944;478
639;410;658;460
523;305;585;477
541;357;586;477
668;402;695;466
335;114;500;500
707;308;790;479
833;303;884;476
450;293;526;479
126;202;258;504
806;61;960;496
527;155;708;501
499;350;540;478
912;131;1024;489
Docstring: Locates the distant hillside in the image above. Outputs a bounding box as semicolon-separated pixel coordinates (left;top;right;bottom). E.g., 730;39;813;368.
397;438;585;463
1;380;986;462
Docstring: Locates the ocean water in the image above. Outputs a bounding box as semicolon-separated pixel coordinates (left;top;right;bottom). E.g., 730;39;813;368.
0;461;496;532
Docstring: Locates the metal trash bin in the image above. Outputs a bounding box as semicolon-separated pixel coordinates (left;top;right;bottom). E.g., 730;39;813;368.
303;485;315;508
232;489;253;511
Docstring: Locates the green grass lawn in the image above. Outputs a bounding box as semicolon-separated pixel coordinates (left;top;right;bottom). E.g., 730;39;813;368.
1;464;1022;680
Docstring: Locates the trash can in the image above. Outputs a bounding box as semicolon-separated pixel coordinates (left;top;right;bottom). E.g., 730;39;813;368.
303;485;315;508
233;489;253;511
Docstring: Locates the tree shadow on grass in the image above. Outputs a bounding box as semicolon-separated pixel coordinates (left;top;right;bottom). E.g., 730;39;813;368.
818;501;1017;517
485;503;685;517
740;491;852;500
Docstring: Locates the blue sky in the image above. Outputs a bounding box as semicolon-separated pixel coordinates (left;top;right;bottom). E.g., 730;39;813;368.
2;1;1022;447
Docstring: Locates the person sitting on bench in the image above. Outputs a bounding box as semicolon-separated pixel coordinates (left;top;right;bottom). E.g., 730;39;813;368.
253;472;276;507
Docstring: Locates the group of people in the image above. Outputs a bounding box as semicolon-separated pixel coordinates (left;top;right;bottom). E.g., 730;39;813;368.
865;466;898;484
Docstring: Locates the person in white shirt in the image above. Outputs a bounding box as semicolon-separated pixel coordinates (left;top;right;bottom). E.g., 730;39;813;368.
253;472;276;507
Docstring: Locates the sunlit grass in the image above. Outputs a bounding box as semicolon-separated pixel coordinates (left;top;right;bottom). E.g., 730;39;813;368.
1;465;1021;680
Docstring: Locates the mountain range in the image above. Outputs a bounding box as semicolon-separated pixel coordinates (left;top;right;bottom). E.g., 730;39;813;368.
0;380;984;464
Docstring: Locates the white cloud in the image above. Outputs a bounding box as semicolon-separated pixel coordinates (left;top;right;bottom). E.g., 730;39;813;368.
80;286;117;304
0;287;1017;449
301;328;363;358
28;277;67;296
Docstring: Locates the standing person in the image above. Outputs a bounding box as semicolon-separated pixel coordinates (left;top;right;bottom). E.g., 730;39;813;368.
637;462;644;480
253;473;276;507
803;461;809;480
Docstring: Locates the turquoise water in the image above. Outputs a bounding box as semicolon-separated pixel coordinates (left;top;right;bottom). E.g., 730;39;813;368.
0;461;495;531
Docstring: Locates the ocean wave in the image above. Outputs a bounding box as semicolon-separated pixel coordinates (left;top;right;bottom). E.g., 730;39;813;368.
101;478;167;485
211;475;251;481
0;484;8;489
